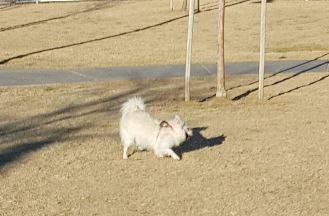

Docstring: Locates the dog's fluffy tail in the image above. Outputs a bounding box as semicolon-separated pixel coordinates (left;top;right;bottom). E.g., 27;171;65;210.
121;97;145;117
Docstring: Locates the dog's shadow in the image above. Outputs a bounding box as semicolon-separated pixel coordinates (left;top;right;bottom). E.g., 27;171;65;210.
174;127;226;158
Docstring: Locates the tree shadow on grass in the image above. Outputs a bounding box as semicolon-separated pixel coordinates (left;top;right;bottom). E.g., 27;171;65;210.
0;1;114;32
1;0;249;33
0;126;84;166
0;88;141;138
0;0;254;66
0;4;20;11
174;127;225;158
201;0;253;12
0;79;187;168
0;83;158;168
0;13;190;65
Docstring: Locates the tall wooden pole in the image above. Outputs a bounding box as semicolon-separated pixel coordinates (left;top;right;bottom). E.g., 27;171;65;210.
258;0;267;100
170;0;174;11
185;0;196;101
216;0;227;97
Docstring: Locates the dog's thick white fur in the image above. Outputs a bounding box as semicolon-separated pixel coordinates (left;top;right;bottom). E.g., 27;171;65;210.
119;97;192;160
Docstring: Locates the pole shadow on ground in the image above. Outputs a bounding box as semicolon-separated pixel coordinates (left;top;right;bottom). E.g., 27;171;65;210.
201;54;329;102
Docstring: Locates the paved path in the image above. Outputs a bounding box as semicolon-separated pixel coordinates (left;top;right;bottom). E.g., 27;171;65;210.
0;60;328;87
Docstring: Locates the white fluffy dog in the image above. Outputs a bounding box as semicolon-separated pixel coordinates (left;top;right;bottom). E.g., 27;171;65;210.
119;97;192;160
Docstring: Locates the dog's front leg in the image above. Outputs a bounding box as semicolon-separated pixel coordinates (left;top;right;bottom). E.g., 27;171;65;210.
123;146;129;159
156;149;180;160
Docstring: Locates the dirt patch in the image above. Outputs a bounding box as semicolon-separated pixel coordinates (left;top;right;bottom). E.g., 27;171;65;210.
1;72;328;215
0;0;328;69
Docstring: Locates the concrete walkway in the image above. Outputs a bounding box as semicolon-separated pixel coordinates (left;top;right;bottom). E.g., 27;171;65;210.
0;60;328;87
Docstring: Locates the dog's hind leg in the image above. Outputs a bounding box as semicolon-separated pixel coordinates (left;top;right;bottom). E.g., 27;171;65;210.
120;129;134;159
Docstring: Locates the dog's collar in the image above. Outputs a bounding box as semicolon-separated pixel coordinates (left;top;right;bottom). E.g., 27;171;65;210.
160;120;172;128
154;121;172;145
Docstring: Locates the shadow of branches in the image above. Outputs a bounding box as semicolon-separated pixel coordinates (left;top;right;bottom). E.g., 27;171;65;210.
0;1;114;32
0;4;20;11
0;14;190;65
0;0;252;65
200;0;253;12
0;82;159;167
0;126;85;166
0;78;188;167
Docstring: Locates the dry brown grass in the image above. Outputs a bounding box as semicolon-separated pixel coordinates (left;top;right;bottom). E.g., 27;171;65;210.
1;72;329;215
0;0;328;69
1;0;329;214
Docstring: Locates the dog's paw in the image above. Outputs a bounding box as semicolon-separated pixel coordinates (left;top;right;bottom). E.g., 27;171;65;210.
137;146;146;151
156;154;164;158
172;154;181;160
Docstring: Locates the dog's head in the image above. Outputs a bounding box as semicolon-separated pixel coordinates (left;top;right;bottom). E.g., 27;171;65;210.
169;115;193;144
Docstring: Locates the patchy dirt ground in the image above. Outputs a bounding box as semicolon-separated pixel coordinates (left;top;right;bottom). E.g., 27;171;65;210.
0;0;329;69
0;71;329;215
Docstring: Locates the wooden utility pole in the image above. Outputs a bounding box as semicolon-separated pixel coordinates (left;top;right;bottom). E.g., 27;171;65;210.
185;0;196;101
216;0;226;97
170;0;174;10
258;0;267;100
